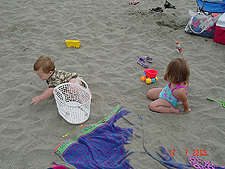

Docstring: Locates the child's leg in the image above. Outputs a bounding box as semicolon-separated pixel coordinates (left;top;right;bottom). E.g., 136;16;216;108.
149;98;180;114
69;78;92;101
69;78;82;85
147;88;163;100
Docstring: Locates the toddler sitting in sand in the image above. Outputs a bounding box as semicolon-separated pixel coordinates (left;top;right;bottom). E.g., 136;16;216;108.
31;56;91;105
147;58;191;114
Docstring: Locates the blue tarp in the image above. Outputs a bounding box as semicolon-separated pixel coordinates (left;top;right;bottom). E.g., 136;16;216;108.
196;0;225;13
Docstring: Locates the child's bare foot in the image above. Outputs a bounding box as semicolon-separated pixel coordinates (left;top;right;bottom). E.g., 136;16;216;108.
170;107;180;114
185;108;191;113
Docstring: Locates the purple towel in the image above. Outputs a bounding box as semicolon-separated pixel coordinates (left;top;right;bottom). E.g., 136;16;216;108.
55;106;225;169
55;106;134;169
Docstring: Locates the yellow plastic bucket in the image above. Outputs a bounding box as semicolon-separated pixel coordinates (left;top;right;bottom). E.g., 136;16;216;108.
65;40;81;48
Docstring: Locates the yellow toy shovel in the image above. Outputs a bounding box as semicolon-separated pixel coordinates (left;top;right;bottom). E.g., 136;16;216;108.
65;40;80;48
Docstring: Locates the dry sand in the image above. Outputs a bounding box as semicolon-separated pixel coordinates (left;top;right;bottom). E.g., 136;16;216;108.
0;0;224;168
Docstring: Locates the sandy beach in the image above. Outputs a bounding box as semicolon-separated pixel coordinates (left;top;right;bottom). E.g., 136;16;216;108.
0;0;224;168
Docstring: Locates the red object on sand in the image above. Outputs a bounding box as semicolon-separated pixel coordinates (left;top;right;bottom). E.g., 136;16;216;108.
144;69;158;78
214;13;225;45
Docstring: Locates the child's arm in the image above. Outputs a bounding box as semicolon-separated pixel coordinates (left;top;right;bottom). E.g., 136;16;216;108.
31;88;54;105
176;89;191;113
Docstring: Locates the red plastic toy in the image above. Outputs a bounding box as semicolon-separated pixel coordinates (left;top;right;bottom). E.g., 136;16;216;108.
140;69;158;84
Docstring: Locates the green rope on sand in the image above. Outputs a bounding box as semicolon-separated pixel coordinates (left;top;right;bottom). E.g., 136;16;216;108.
207;98;225;108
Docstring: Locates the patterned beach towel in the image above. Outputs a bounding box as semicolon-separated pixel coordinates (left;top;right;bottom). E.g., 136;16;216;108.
54;106;225;169
54;106;134;169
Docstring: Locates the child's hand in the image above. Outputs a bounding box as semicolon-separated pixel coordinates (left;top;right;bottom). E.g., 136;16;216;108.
184;108;191;113
31;96;41;105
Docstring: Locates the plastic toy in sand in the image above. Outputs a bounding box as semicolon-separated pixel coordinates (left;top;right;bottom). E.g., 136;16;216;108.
65;40;81;48
140;69;158;84
129;0;139;5
189;156;215;169
207;98;225;108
